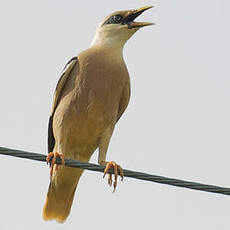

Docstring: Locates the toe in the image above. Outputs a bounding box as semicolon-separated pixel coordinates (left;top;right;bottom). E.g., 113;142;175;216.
118;166;124;181
103;162;112;178
59;153;65;165
113;164;118;192
108;174;112;186
46;152;54;165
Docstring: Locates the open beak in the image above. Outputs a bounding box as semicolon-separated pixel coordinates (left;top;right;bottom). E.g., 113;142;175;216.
123;6;154;29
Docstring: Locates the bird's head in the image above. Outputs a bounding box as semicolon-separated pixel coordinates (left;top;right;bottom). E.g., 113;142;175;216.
91;6;154;48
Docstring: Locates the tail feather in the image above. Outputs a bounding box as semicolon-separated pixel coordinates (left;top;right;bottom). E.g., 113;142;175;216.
43;167;83;223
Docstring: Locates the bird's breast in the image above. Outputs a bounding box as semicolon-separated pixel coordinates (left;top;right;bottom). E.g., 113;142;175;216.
53;48;130;150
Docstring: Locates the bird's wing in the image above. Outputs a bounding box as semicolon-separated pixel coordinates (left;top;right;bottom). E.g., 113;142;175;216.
50;56;78;116
48;56;78;152
117;80;131;122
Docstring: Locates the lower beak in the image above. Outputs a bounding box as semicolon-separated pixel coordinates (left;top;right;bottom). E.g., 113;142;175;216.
128;22;154;29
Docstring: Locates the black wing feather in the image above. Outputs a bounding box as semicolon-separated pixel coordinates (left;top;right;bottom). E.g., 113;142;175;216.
48;116;55;153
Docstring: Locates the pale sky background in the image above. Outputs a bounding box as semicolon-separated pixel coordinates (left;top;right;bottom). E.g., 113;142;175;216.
0;0;230;229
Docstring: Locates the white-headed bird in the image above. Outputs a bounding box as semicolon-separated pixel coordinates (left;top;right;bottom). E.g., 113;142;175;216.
43;6;153;223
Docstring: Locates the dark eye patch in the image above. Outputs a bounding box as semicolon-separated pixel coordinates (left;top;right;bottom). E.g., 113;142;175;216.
104;14;123;25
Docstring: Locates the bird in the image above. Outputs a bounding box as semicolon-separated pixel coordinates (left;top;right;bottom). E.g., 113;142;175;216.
43;6;153;223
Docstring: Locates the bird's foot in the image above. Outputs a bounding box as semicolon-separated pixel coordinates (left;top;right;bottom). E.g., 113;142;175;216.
46;152;65;177
103;161;124;192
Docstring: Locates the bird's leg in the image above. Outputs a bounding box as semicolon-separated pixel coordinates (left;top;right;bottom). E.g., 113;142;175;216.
46;152;65;177
98;125;124;192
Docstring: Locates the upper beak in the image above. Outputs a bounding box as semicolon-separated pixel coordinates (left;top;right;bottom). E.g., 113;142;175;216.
123;6;154;29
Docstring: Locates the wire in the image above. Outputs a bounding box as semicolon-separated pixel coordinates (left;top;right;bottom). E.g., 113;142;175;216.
1;146;230;196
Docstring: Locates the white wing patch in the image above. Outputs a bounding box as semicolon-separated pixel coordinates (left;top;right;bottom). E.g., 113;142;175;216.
61;56;78;75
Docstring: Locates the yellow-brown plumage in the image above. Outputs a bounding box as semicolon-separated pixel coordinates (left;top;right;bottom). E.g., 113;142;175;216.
43;6;153;223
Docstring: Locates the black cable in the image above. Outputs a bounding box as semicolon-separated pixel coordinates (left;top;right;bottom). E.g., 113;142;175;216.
1;146;230;195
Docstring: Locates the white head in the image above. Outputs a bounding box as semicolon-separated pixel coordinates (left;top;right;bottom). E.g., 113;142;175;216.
91;6;154;49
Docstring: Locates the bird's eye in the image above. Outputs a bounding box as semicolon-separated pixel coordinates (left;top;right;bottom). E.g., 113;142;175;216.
105;14;123;24
112;14;122;23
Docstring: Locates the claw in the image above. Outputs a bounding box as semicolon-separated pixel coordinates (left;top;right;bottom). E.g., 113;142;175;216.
46;152;65;177
103;161;124;192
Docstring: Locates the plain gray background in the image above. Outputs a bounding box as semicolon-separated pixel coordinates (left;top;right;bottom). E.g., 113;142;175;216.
0;0;230;229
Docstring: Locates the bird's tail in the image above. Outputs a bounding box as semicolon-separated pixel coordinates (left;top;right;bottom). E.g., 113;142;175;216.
43;167;83;223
